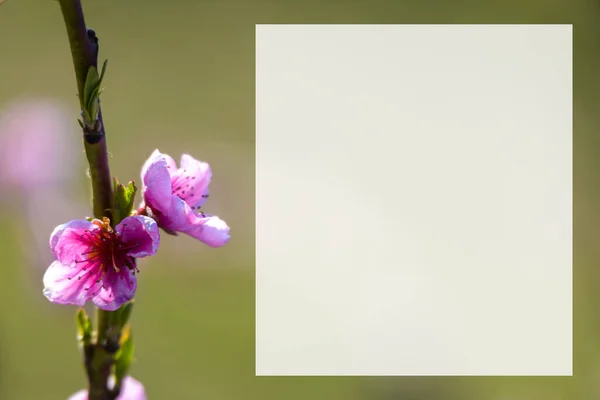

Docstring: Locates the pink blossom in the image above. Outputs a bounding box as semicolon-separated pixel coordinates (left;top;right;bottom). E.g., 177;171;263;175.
0;99;83;271
67;376;147;400
140;149;230;247
43;216;159;311
0;98;76;190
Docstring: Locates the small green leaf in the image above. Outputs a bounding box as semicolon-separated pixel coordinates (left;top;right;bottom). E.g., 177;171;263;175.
90;60;108;119
99;59;108;84
81;61;108;126
117;301;134;329
112;177;121;223
83;66;99;113
75;308;92;345
109;300;134;331
113;179;137;226
81;109;92;126
114;326;135;383
88;99;99;126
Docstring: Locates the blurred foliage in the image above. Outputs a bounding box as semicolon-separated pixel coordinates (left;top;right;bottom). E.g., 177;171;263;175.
0;0;595;399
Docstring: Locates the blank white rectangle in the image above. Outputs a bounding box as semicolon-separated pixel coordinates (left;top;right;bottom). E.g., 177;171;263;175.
256;24;572;376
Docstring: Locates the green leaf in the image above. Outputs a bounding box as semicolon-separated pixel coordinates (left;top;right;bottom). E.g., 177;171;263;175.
90;60;108;117
99;59;108;84
83;66;99;113
81;60;108;126
88;99;99;127
116;301;134;329
114;326;135;383
105;300;135;353
75;308;92;345
112;177;120;222
113;179;137;226
109;300;134;331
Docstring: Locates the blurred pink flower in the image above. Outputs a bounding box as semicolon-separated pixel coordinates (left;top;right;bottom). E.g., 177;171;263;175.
67;376;147;400
140;149;230;247
43;216;159;311
0;98;76;190
0;98;84;276
21;187;89;270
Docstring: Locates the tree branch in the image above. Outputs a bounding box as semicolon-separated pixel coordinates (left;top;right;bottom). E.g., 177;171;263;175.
58;1;118;399
58;0;113;222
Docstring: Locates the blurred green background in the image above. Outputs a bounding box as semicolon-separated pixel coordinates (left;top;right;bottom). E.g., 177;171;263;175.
0;0;590;399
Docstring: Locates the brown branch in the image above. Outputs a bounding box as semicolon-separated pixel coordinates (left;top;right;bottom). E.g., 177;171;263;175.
58;0;113;222
57;1;119;399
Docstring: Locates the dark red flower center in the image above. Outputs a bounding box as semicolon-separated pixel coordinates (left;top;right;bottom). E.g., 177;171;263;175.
68;217;139;295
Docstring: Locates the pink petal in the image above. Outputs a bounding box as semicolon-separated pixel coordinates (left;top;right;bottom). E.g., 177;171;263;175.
50;219;97;265
45;220;115;307
43;260;136;311
118;376;147;400
44;218;146;310
162;197;230;247
67;389;87;400
162;150;178;172
116;216;160;258
0;99;76;189
185;214;231;247
91;268;137;311
158;196;194;229
141;149;177;175
43;260;90;307
170;154;212;209
141;150;174;214
67;376;147;400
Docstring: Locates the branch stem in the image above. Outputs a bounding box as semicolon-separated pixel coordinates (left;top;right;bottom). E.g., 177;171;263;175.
58;1;119;399
58;0;113;222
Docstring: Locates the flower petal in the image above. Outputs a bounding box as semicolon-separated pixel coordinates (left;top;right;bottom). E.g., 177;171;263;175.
0;100;76;189
141;150;174;214
118;376;147;400
67;376;147;400
91;267;137;311
50;219;97;265
43;260;96;307
67;389;88;400
184;214;231;247
116;216;160;258
141;149;176;176
170;154;212;209
43;259;135;311
161;197;230;247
